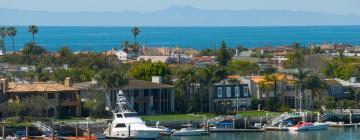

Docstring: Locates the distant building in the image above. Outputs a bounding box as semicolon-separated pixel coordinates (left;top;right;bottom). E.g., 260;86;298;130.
114;50;136;61
0;77;81;118
0;63;35;72
73;76;175;115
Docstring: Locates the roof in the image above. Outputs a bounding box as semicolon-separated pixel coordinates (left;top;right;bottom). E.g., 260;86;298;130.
326;78;360;87
73;79;173;90
250;76;265;84
137;56;171;63
125;79;173;89
6;82;78;93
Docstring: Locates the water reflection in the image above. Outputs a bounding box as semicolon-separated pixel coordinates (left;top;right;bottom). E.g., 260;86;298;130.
159;128;360;140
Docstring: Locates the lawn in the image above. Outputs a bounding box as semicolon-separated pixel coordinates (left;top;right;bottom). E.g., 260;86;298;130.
237;111;282;117
141;114;215;122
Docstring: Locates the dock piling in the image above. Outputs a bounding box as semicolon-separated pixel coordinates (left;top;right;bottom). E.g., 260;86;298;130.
25;126;28;139
2;126;4;139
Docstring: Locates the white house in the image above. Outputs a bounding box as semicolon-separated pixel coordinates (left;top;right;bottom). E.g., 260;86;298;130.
114;50;136;61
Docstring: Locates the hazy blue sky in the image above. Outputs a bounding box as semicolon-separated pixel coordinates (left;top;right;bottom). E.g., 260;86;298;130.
0;0;359;15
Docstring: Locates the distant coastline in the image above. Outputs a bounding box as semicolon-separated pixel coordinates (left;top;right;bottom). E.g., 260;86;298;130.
1;26;360;52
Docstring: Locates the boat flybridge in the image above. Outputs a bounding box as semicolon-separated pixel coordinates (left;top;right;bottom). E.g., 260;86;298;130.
104;90;161;139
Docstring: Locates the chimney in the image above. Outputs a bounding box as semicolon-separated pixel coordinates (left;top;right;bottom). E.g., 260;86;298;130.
64;77;72;87
235;49;239;57
91;77;98;84
0;78;9;94
351;77;357;83
152;76;163;84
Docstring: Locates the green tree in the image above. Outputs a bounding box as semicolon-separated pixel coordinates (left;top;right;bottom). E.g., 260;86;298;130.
96;68;129;111
128;61;172;83
6;26;16;52
293;68;309;111
21;42;46;56
122;40;129;52
0;27;6;41
216;41;231;66
28;25;38;43
227;60;259;76
304;75;324;109
198;48;213;56
283;50;305;69
9;96;47;118
83;92;109;118
131;27;140;42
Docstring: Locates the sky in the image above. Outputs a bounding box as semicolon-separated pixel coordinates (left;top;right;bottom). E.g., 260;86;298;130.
0;0;359;15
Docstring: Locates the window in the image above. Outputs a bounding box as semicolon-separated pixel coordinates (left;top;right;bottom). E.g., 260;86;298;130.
331;85;342;94
217;87;222;98
226;87;231;98
123;113;139;117
116;114;123;118
243;86;249;97
235;86;240;97
48;93;55;99
115;123;126;128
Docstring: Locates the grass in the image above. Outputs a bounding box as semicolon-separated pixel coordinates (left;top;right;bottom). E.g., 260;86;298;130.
141;113;215;122
237;110;282;117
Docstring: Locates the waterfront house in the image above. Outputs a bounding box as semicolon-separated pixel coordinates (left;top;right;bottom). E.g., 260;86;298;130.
211;76;252;113
0;77;81;118
73;76;175;115
322;78;360;99
248;74;313;110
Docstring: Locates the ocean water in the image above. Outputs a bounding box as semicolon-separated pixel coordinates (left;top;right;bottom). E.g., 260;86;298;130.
2;26;360;52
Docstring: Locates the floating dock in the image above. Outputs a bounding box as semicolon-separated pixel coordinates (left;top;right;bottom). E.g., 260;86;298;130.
209;128;265;133
264;127;289;131
326;122;359;128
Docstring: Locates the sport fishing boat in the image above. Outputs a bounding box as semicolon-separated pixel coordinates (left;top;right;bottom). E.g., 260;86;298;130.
288;121;328;131
103;90;161;139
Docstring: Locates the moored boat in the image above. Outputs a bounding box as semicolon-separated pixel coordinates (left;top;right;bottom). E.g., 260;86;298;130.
172;123;206;136
103;90;161;139
288;121;328;131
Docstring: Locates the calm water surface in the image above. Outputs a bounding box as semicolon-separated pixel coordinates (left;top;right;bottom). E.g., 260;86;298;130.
158;128;359;140
3;26;360;52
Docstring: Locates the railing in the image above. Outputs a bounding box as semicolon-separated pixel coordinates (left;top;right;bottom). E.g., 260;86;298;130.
32;121;57;136
270;112;307;126
331;109;360;115
199;116;227;127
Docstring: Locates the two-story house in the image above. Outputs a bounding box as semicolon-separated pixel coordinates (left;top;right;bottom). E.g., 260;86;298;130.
0;77;81;118
212;76;252;113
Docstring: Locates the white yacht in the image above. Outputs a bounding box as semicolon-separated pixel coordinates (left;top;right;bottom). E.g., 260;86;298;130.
104;90;161;139
172;123;206;136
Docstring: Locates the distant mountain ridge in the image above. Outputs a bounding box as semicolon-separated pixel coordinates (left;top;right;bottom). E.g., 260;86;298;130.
1;6;360;26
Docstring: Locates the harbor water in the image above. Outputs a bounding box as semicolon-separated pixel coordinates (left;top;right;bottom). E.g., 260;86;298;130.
158;128;360;140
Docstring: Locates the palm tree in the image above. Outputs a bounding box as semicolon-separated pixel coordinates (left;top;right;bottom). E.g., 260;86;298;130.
131;27;140;42
0;27;6;41
96;68;129;111
28;25;38;43
122;40;129;52
0;27;6;53
6;26;17;52
293;68;309;112
263;74;274;111
304;75;324;109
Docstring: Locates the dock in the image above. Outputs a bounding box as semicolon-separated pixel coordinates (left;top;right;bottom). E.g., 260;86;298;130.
264;127;289;131
209;128;265;133
326;122;359;128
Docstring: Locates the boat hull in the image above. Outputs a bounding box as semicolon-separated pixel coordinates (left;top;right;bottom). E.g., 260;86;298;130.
106;129;161;139
172;130;205;136
289;123;328;131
